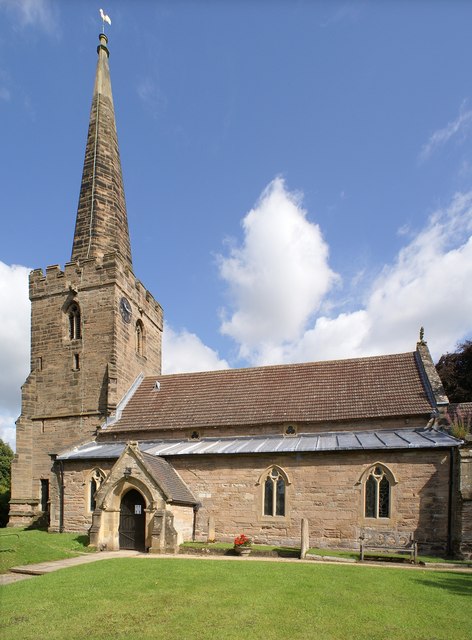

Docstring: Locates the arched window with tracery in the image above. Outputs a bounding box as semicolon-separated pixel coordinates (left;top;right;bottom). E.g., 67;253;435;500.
89;468;106;512
68;302;81;340
135;320;144;356
263;467;286;516
365;465;391;518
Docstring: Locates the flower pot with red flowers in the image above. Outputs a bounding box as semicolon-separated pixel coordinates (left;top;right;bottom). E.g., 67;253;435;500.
233;534;252;556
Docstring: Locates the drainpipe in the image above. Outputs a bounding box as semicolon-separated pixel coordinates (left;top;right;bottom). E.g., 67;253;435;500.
59;460;65;533
50;455;64;533
447;447;455;557
192;503;201;542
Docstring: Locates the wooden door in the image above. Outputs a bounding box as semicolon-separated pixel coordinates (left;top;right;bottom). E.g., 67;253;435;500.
119;489;146;551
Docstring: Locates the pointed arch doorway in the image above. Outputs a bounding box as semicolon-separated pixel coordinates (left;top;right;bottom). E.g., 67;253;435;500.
119;489;146;551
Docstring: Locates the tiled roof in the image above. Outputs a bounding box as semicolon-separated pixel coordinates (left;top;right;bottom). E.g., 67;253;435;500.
105;352;434;434
140;452;196;505
449;402;472;417
57;428;461;461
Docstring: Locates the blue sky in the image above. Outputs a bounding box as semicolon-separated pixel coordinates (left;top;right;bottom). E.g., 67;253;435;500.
1;0;472;448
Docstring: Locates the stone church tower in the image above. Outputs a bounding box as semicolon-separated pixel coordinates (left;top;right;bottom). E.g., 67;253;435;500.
9;33;163;527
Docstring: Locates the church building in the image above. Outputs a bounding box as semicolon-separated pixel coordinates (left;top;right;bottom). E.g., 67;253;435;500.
9;33;472;558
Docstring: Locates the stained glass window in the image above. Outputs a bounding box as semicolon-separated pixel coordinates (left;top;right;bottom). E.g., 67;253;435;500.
365;476;376;518
264;477;274;516
90;477;98;512
263;468;286;516
276;478;285;516
364;466;390;518
378;476;390;518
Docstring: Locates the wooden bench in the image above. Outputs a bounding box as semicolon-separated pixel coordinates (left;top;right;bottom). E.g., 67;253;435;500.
359;529;418;563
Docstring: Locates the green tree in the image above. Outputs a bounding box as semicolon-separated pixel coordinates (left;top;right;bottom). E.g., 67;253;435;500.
436;340;472;403
0;439;14;527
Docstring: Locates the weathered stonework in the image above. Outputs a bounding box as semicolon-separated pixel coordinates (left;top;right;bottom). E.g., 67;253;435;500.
9;33;163;527
56;444;194;552
72;33;132;268
169;449;451;554
9;252;163;528
455;440;472;558
55;446;453;556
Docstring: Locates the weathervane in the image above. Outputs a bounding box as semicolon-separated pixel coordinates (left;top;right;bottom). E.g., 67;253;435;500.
100;8;112;33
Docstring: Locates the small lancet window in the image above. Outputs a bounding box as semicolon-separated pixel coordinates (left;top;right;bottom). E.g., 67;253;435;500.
365;466;391;518
263;468;286;517
135;320;144;356
89;469;105;512
68;302;81;340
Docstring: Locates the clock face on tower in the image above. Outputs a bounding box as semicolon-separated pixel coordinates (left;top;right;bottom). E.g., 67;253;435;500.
119;296;132;323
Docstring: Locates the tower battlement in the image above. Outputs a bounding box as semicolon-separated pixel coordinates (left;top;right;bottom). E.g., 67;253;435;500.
29;255;162;329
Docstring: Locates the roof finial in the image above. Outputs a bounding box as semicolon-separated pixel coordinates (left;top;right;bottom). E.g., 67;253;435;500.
419;326;425;344
99;8;112;34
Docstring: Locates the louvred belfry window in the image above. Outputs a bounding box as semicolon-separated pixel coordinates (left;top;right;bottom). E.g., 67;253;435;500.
135;320;144;356
68;303;81;340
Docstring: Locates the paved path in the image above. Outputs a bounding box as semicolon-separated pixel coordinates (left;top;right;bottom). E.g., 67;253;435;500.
2;550;471;585
0;550;140;585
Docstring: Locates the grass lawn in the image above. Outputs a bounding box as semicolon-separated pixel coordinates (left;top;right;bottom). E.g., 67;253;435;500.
2;558;471;640
0;528;94;573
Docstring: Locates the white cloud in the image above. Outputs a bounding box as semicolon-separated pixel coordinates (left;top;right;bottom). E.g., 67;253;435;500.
0;414;16;450
218;177;339;363
217;183;472;366
356;191;472;359
284;192;472;364
0;0;58;32
419;102;472;163
162;324;229;374
0;262;30;449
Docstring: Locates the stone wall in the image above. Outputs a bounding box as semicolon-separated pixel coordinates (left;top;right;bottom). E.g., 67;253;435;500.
49;459;115;533
171;505;195;545
10;253;163;527
54;452;195;553
170;449;451;554
455;441;472;558
55;448;452;555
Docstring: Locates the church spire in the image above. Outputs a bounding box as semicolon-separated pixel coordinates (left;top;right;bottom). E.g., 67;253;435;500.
71;33;133;268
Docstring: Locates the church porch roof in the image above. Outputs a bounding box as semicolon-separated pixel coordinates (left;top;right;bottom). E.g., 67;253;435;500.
139;451;196;505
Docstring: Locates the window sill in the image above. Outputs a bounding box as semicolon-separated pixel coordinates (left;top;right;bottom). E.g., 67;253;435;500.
259;515;290;525
360;517;395;525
